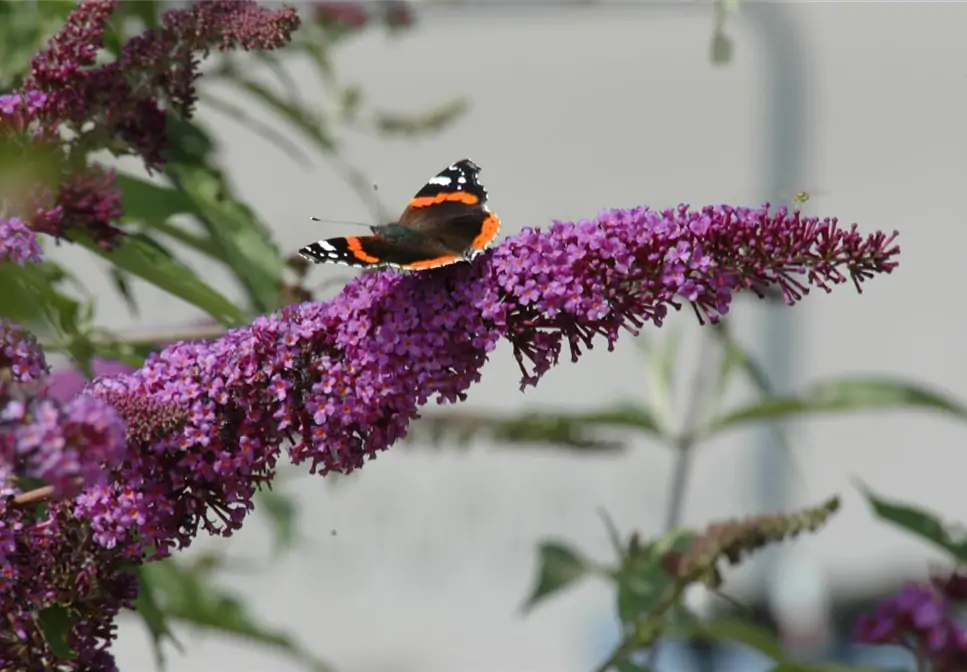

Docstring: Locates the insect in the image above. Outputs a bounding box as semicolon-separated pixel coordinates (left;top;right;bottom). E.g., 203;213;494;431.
298;159;501;271
780;188;829;207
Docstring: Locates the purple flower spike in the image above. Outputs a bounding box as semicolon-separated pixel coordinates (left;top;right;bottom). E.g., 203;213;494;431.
66;204;899;561
0;319;48;386
0;217;43;265
855;582;967;671
3;394;126;496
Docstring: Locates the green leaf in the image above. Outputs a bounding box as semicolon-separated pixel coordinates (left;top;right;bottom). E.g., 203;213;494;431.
73;231;247;327
710;30;733;64
859;483;967;563
615;529;693;627
373;98;468;137
598;507;625;560
522;541;590;612
412;404;660;453
115;172;196;223
233;76;336;152
141;559;336;672
688;619;786;663
164;115;217;167
167;163;284;314
132;565;183;669
201;91;313;168
38;604;77;660
109;267;139;317
255;488;300;557
702;377;967;440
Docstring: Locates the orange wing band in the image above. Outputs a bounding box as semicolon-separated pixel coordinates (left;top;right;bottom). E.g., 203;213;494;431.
409;192;479;208
471;213;501;251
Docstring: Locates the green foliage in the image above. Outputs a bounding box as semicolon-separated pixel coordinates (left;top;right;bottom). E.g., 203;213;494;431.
135;556;335;672
522;542;593;612
38;604;78;661
860;484;967;564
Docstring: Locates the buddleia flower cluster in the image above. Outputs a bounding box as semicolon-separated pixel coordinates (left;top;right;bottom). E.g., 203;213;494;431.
0;1;904;670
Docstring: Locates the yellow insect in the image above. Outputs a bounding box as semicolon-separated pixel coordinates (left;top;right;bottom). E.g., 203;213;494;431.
781;188;828;207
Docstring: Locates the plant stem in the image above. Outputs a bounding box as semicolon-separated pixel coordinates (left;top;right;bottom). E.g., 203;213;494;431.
645;331;717;670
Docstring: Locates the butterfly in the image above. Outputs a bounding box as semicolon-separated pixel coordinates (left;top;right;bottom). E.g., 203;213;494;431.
298;159;500;271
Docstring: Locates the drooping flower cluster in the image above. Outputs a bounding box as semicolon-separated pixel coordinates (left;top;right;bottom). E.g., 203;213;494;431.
855;579;967;671
59;205;899;556
0;203;898;667
0;0;300;256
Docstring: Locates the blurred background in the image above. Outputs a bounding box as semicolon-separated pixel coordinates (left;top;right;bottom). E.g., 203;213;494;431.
18;1;967;671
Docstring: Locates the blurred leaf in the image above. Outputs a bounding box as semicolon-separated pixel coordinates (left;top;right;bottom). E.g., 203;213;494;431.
132;565;183;669
598;507;624;560
37;605;77;660
702;377;967;439
616;662;655;672
412;404;661;453
0;2;75;89
167;163;284;313
73;232;248;327
115;172;195;223
709;0;739;66
769;665;887;672
232;76;337;152
615;529;693;627
686;619;786;663
141;559;336;672
522;541;591;612
0;262;52;324
202;92;313;168
164;115;217;167
109;266;139;317
373;98;468;137
146;219;223;260
255;488;300;557
859;483;967;563
126;0;162;29
710;30;733;64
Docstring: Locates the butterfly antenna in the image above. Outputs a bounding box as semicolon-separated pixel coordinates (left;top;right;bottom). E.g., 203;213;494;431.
308;216;371;229
372;182;392;225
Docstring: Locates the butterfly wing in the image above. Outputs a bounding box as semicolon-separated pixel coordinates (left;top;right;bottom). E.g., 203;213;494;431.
394;159;501;255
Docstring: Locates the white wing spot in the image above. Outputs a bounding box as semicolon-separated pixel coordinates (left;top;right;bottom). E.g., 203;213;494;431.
428;175;451;186
316;240;338;252
457;176;467;184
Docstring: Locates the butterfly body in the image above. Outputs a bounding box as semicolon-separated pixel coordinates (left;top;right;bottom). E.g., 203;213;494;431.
299;159;500;271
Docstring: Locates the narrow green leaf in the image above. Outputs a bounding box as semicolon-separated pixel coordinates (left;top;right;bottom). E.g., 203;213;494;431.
141;559;336;672
132;565;183;669
691;619;786;662
74;232;247;327
373;98;468;137
522;541;590;612
255;488;300;557
38;605;77;660
164;115;216;167
201;91;313;168
167;163;284;314
146;219;223;260
859;483;967;563
598;507;625;560
234;77;336;152
115;172;195;222
109;267;139;316
703;377;967;439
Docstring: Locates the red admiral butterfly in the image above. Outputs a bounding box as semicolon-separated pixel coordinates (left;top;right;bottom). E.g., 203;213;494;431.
298;158;501;271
